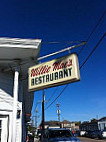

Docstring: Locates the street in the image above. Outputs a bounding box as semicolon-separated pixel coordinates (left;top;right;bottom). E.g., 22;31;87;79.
34;137;106;142
80;137;106;142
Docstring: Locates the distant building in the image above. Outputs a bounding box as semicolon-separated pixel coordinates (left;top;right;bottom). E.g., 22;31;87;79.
98;117;106;131
79;122;98;131
61;120;71;129
39;121;60;129
74;125;79;130
61;120;79;130
80;117;106;132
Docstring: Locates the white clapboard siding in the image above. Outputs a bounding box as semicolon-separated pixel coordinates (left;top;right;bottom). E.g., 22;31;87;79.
0;72;14;110
0;72;22;110
0;71;22;142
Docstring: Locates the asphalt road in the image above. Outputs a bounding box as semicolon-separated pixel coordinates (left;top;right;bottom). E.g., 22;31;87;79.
34;137;106;142
79;137;106;142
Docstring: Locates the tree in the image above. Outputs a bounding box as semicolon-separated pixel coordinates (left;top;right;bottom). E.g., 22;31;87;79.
75;121;81;126
91;118;97;123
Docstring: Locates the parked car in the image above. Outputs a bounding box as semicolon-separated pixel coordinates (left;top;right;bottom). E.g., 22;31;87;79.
102;129;106;138
84;130;94;137
26;133;34;142
90;130;102;139
72;130;80;137
75;130;80;137
41;128;81;142
84;130;102;139
80;130;86;136
37;129;42;139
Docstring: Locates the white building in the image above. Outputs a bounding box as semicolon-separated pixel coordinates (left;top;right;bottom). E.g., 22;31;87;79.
98;117;106;131
0;37;41;142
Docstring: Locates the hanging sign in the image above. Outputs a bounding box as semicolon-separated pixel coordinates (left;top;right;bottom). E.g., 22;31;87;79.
28;53;80;91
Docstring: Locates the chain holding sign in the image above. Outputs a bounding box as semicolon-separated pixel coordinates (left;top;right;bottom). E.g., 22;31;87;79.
28;53;80;91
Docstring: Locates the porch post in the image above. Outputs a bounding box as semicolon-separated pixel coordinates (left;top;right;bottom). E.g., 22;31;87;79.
12;67;19;142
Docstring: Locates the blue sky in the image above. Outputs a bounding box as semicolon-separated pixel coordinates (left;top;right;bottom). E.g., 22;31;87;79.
0;0;106;125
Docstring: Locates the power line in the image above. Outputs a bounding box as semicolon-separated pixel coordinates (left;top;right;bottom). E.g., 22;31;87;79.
80;33;106;69
33;11;106;123
2;10;105;79
87;10;106;42
78;10;106;55
45;85;68;110
45;33;106;110
43;11;106;109
47;87;58;103
33;11;106;114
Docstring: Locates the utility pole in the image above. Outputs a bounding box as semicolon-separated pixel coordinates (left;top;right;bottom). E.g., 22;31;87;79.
57;102;60;122
96;115;98;120
35;107;38;129
35;100;42;128
42;89;45;130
